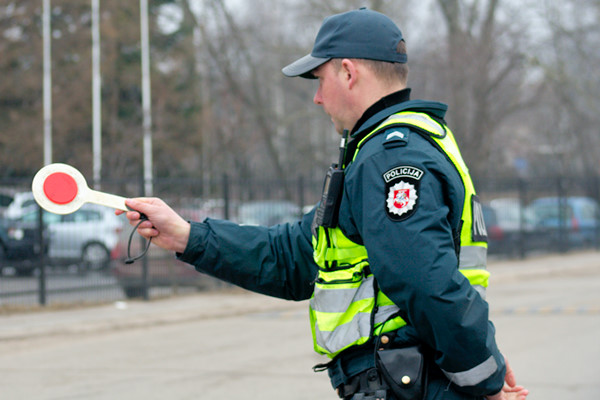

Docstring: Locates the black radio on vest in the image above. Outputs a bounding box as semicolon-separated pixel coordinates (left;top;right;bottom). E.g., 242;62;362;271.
314;129;348;228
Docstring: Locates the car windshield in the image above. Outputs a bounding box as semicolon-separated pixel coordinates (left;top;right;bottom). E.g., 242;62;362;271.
530;202;573;221
0;193;13;207
19;210;62;224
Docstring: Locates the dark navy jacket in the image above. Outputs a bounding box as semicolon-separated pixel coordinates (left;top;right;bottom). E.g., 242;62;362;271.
178;90;506;398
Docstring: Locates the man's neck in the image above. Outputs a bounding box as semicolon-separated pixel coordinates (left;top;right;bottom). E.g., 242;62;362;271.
350;88;411;136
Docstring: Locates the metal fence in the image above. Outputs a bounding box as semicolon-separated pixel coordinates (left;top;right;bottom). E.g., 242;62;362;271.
476;175;600;257
1;174;599;308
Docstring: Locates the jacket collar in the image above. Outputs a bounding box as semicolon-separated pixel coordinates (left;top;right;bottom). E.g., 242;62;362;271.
343;89;449;168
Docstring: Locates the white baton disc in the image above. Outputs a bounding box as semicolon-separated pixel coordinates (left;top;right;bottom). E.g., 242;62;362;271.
32;163;129;215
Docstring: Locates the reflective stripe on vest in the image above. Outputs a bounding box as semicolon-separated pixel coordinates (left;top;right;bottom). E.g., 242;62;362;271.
310;228;406;358
311;273;406;356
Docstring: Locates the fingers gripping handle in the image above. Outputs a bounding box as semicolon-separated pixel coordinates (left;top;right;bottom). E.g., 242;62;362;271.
87;190;148;220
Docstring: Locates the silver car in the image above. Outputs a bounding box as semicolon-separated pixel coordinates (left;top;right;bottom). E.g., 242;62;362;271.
19;204;125;271
236;200;301;226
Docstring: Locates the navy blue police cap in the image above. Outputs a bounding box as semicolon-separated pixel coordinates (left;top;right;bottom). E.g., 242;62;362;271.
282;8;407;79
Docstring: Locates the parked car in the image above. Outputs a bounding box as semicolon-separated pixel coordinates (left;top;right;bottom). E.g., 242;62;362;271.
486;198;543;256
488;198;531;232
18;204;125;271
0;216;44;276
481;204;506;255
112;255;216;299
526;196;599;249
174;198;237;222
0;189;17;217
4;191;37;219
237;200;301;226
113;199;302;298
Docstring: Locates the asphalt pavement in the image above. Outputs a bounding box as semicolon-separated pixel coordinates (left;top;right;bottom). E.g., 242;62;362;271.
0;250;598;400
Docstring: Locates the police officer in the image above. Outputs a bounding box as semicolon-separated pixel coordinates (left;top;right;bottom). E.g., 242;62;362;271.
121;8;528;400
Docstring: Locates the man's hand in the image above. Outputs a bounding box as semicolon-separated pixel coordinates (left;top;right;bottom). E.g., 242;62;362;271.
116;197;191;254
486;384;529;400
486;357;529;400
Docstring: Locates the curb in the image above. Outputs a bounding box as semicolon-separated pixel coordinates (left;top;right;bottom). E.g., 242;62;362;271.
0;290;303;342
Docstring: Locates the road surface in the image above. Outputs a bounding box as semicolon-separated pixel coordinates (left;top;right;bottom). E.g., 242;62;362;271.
0;251;598;399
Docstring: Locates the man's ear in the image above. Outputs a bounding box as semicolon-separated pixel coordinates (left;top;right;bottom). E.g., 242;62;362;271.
340;59;359;89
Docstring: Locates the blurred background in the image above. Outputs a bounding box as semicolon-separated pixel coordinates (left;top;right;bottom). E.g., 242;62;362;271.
0;0;599;307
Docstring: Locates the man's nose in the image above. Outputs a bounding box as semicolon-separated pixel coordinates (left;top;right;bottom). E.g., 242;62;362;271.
313;89;322;105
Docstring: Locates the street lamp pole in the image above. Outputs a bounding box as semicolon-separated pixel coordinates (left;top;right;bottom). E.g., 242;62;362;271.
140;0;153;197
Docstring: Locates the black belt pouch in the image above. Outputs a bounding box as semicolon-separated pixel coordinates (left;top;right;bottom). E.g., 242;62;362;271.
376;345;427;400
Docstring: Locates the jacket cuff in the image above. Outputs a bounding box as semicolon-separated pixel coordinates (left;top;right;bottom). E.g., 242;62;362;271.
443;352;506;397
176;221;209;263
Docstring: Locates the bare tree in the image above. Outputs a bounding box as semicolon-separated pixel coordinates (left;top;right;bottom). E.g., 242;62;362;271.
532;0;600;176
0;0;45;177
429;0;545;178
3;0;597;189
181;0;338;194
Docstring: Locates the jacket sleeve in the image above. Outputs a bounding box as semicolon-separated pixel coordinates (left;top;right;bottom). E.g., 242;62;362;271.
340;138;506;396
177;210;318;301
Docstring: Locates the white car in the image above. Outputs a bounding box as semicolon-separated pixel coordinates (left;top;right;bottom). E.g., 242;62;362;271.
0;189;17;217
19;204;125;271
4;191;38;219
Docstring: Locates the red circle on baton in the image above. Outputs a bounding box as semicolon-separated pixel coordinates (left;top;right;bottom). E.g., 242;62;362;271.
43;172;79;205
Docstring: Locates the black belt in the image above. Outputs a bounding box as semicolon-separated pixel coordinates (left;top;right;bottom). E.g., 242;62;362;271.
335;334;428;400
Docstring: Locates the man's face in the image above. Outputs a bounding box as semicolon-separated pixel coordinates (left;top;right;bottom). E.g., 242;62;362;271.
311;61;353;134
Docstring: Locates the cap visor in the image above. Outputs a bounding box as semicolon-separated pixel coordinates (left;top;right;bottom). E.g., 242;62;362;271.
282;54;330;79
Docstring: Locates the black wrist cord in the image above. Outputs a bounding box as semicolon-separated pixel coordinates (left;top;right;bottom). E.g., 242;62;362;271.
124;213;152;264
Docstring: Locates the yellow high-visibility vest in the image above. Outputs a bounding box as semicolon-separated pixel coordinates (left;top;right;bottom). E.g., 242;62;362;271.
310;111;489;358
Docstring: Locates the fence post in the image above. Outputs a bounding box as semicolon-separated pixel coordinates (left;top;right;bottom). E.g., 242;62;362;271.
594;174;600;250
139;175;149;301
222;174;230;220
298;175;305;216
517;178;527;259
557;177;568;253
37;205;47;305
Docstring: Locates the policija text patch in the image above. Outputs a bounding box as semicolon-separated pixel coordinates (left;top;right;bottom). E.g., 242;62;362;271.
383;165;424;221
